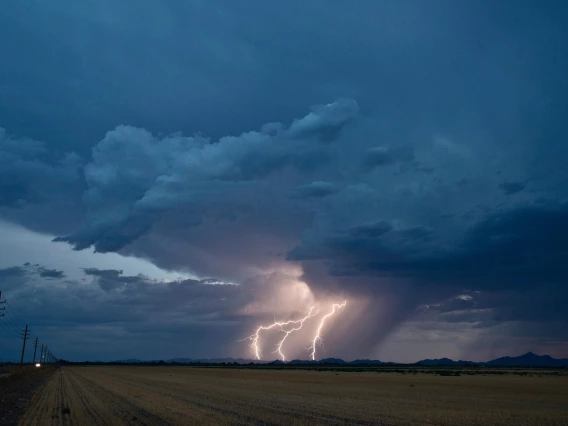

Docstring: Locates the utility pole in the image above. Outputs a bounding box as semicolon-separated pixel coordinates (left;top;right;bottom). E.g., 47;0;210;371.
0;291;5;318
45;346;49;364
20;325;30;365
32;337;39;363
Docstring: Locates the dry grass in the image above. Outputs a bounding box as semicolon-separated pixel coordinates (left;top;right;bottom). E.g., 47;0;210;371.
2;365;42;380
0;365;57;426
18;366;568;425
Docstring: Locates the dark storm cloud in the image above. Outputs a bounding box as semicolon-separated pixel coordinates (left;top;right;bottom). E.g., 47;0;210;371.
294;181;339;198
443;203;568;287
1;0;568;360
0;266;26;279
363;145;414;170
292;202;568;290
0;128;82;207
83;268;123;278
349;221;393;239
52;100;356;253
288;219;431;265
83;268;134;291
499;181;526;195
0;264;66;281
38;267;66;279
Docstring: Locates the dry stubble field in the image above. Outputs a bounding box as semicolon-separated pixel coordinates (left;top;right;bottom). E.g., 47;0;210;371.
18;366;568;426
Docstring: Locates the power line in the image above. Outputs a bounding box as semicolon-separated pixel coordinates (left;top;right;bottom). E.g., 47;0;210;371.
2;304;24;330
6;299;25;321
0;320;22;339
0;291;21;336
2;316;22;332
6;301;26;328
0;290;60;365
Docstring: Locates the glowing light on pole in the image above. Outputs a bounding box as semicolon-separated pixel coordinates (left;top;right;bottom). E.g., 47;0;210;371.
309;301;347;361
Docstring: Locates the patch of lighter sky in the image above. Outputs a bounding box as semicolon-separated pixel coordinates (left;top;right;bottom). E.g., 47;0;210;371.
0;220;194;282
456;295;473;301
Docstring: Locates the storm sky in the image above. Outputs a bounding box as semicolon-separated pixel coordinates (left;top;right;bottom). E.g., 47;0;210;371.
1;0;567;363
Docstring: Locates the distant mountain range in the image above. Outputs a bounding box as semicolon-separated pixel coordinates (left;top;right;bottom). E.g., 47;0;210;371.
417;352;568;367
484;352;568;367
113;352;568;367
418;358;479;366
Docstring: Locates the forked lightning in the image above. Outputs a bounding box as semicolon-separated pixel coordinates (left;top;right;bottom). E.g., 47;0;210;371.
241;307;318;360
241;301;347;361
274;306;318;361
308;301;347;361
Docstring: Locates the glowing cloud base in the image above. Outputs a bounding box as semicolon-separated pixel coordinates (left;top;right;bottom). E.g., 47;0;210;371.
241;301;347;361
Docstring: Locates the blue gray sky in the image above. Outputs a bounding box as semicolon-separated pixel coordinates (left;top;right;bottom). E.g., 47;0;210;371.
1;0;567;362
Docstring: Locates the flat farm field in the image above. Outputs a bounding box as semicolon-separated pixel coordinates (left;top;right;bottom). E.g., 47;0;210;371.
19;366;568;425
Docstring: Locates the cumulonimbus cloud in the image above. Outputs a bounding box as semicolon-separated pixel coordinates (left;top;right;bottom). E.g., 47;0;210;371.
52;99;358;253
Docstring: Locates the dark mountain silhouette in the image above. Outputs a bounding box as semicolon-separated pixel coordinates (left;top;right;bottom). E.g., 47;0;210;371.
318;358;347;364
485;352;568;367
417;352;568;367
351;359;383;365
287;359;317;364
418;358;477;366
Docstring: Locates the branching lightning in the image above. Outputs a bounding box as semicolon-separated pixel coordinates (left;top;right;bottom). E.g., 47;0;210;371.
240;307;317;360
308;301;347;361
273;307;318;361
242;300;348;361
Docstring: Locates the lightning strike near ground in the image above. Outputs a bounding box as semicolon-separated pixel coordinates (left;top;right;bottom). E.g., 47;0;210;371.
273;306;319;361
240;307;317;360
309;301;347;361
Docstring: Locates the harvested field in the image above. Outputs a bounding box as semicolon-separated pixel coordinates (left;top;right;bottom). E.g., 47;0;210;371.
18;366;568;425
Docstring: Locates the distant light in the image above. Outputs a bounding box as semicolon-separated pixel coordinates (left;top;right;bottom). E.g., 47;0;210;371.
35;363;41;367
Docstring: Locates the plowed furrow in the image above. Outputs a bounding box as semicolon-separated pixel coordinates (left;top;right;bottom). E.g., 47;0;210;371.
74;368;379;425
19;368;172;425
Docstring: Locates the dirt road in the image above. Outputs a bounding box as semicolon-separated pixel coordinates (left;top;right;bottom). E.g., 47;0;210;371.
0;366;55;426
18;366;568;425
19;368;167;426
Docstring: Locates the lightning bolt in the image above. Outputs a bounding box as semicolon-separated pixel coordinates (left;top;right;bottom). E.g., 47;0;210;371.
273;307;318;361
309;301;347;361
241;307;317;360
